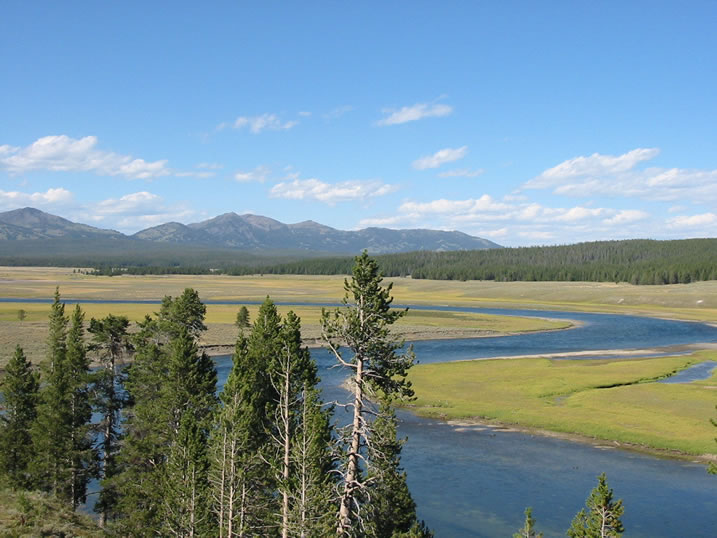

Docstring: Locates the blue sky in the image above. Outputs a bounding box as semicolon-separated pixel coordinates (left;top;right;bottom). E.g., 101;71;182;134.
1;1;716;246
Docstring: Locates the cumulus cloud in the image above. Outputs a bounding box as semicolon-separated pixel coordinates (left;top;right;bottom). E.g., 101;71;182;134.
85;191;196;232
358;190;663;245
602;209;650;225
399;194;509;215
0;187;73;210
0;135;170;179
667;212;717;228
232;113;298;134
529;148;660;186
377;102;453;126
270;178;396;204
234;165;270;183
438;168;484;178
412;146;468;170
523;147;717;203
93;191;162;215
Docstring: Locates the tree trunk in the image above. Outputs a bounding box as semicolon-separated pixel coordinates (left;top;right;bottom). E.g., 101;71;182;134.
337;355;363;534
282;366;291;538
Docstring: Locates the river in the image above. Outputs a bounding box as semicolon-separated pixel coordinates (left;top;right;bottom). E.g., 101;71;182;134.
66;302;717;535
224;307;717;537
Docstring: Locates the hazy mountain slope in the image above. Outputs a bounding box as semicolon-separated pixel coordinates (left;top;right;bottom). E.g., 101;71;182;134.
0;207;501;257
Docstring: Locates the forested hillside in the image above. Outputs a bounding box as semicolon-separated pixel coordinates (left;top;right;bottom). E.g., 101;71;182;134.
217;239;717;285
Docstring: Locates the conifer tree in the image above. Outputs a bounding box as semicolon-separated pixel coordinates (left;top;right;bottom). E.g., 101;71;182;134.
210;334;268;537
567;473;624;538
30;289;70;498
112;316;168;534
114;289;217;535
321;252;415;535
365;401;422;538
88;314;131;526
209;297;283;536
269;310;335;538
513;507;542;538
64;304;96;510
0;345;39;489
235;305;250;329
287;384;335;537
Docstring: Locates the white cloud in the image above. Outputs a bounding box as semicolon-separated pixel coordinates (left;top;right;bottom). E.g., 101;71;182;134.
602;209;649;225
523;147;717;203
323;105;353;120
528;148;660;187
667;212;717;228
357;215;418;228
234;165;270;183
0;135;170;179
518;230;555;240
0;187;73;210
85;191;196;232
377;102;453;126
196;162;223;170
549;206;605;222
399;194;508;215
93;192;162;216
476;227;508;238
438;168;485;178
412;146;468;170
233;113;298;134
270;178;397;204
298;111;312;117
175;171;215;179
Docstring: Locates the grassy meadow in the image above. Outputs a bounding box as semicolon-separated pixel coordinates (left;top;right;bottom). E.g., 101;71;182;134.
1;266;716;320
406;352;717;457
0;267;571;367
1;267;716;459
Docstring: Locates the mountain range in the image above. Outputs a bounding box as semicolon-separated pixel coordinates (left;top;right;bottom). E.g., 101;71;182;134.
0;207;500;255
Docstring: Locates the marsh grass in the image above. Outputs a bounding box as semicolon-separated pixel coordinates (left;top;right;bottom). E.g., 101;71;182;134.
1;267;716;321
0;300;567;368
406;352;717;455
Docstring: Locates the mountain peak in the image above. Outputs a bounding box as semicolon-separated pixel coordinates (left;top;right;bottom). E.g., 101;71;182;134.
0;207;502;253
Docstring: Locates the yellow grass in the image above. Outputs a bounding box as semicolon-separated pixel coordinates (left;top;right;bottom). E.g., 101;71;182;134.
0;267;715;321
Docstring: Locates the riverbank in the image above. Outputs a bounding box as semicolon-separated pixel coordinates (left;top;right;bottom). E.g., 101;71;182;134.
404;351;717;462
0;306;572;368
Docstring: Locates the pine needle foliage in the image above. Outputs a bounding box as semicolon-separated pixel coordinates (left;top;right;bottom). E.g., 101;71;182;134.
567;473;624;538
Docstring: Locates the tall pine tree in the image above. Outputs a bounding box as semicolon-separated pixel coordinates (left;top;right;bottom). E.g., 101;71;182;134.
88;314;131;526
321;252;417;535
64;304;96;510
209;297;283;536
31;288;69;497
113;289;217;535
0;345;39;489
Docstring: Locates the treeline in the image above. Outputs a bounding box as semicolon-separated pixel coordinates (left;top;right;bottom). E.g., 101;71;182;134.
229;238;717;284
82;239;717;285
0;254;431;536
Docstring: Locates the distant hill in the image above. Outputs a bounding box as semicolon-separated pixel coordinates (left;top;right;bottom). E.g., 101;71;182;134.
133;211;500;253
0;207;123;240
0;208;501;264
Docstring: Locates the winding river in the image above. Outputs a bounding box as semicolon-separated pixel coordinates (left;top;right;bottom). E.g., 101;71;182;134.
7;298;716;535
216;307;717;537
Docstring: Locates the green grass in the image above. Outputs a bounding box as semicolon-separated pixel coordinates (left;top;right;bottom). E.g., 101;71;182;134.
405;352;717;456
0;488;102;537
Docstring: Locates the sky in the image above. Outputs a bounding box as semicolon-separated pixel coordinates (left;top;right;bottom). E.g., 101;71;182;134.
1;1;717;247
